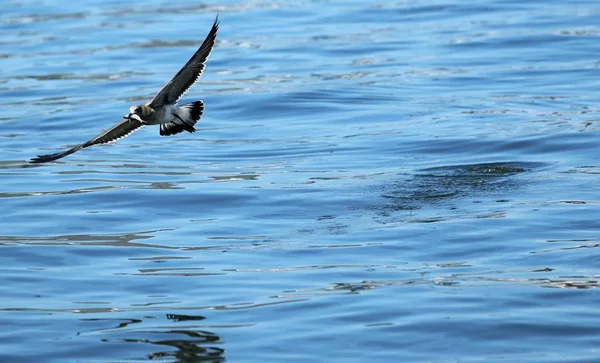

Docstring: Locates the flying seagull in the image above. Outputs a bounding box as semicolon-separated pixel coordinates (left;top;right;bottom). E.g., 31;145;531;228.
30;16;219;163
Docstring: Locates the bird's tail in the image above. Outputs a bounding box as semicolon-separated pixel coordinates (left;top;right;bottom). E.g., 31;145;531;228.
160;100;204;136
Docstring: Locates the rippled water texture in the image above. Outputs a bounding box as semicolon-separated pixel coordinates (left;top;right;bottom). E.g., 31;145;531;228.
2;1;600;362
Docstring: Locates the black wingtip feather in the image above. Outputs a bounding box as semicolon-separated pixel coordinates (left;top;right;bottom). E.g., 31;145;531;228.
29;144;85;164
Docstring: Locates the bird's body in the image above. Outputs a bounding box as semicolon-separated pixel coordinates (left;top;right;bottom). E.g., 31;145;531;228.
30;16;219;163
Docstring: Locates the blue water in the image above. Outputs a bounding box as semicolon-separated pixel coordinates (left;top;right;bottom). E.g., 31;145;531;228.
2;0;600;362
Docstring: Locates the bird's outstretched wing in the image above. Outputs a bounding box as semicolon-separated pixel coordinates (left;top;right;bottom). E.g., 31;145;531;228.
147;16;219;108
30;118;144;163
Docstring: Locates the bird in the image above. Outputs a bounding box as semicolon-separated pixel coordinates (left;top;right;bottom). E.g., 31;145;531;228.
30;16;219;164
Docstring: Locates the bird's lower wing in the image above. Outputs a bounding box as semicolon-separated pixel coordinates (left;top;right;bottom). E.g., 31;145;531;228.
30;118;144;163
30;144;88;163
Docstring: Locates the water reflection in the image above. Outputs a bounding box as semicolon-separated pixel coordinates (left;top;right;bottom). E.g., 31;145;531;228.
147;329;224;362
87;314;225;362
0;229;169;247
274;271;599;300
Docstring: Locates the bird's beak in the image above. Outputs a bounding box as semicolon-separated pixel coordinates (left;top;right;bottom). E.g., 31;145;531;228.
130;114;142;122
125;113;142;122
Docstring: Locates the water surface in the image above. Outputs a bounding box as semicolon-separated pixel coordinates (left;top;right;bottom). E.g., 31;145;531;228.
2;1;600;362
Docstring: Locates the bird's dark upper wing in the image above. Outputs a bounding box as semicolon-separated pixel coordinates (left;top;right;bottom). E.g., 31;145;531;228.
148;17;219;108
30;118;144;163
